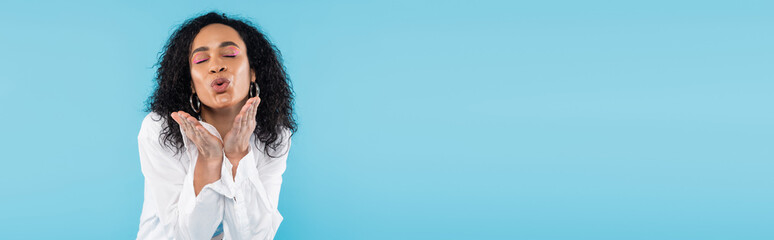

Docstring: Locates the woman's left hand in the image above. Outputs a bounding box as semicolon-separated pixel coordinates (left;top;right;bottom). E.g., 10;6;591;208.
224;97;260;162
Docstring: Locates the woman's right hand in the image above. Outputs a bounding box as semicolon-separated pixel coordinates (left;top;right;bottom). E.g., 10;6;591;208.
171;111;224;162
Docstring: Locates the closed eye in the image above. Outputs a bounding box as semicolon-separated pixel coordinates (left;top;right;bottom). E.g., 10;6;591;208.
194;55;236;64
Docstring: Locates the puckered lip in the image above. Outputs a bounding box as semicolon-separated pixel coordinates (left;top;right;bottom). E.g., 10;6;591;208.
210;77;231;88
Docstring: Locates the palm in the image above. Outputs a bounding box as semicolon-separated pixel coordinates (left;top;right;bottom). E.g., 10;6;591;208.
223;97;260;159
223;127;242;153
171;111;224;160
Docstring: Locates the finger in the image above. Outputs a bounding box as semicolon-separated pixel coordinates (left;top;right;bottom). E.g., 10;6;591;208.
246;98;256;131
181;115;196;141
237;99;252;133
250;97;258;117
192;126;215;154
180;113;200;142
187;117;219;145
241;98;252;116
246;99;258;131
186;115;203;139
186;114;204;129
244;98;255;125
170;112;181;125
176;112;189;131
191;119;216;147
180;111;194;122
175;112;192;139
174;111;187;126
197;125;223;147
241;100;252;129
241;99;254;138
194;125;206;144
247;98;259;136
181;112;198;128
251;97;259;123
192;124;211;141
233;113;243;136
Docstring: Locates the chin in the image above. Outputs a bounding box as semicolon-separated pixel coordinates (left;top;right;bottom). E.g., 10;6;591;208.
204;93;239;109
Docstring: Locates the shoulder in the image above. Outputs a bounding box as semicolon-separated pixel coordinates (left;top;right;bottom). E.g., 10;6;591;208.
138;111;185;159
137;112;188;174
267;126;293;157
279;126;292;143
139;112;168;137
138;112;172;146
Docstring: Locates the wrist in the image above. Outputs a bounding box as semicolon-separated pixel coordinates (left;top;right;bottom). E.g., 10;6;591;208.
193;155;222;196
198;149;223;161
195;155;222;176
225;145;248;161
225;150;247;161
197;154;222;165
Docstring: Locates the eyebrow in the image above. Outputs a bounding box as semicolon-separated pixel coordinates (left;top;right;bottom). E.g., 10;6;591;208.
191;41;240;55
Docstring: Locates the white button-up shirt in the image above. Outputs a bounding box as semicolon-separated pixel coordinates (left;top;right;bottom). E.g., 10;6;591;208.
136;112;290;240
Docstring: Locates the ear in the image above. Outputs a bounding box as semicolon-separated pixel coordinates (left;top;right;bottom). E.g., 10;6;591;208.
250;68;256;82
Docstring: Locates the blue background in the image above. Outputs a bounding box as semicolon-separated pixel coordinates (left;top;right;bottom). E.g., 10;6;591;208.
1;0;772;239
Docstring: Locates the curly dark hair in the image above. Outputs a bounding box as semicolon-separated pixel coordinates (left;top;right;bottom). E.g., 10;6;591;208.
144;11;297;158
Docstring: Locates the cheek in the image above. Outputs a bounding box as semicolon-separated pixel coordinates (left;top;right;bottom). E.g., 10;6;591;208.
235;58;250;72
238;62;253;89
189;69;209;92
237;60;253;79
190;66;205;80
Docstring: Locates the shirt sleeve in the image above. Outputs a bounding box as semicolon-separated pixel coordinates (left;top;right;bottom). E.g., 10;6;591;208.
221;128;291;239
137;117;232;240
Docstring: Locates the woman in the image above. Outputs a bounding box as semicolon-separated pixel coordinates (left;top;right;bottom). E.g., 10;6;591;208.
137;12;297;240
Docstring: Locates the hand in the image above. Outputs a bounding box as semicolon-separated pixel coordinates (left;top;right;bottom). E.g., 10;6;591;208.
171;111;224;162
223;97;260;160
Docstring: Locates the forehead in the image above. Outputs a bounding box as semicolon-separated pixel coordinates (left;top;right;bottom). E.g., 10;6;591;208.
191;23;245;51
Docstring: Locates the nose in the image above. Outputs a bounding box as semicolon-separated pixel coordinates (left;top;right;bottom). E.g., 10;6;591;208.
209;58;227;73
210;66;226;73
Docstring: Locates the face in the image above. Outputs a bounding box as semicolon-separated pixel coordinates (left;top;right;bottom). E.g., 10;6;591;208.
189;23;255;109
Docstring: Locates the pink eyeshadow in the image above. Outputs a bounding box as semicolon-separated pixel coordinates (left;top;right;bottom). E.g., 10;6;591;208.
192;52;208;63
227;46;240;56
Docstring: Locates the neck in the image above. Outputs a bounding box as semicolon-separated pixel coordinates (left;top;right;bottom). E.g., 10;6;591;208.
200;97;249;138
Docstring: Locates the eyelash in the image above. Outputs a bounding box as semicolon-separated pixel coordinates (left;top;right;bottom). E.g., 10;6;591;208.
193;54;237;64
